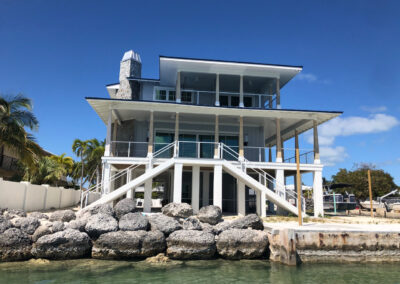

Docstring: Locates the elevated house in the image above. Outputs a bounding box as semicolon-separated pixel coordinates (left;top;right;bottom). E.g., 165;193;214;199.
86;50;341;217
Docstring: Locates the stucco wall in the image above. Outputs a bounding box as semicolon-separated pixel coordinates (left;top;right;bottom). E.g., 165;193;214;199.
0;178;81;212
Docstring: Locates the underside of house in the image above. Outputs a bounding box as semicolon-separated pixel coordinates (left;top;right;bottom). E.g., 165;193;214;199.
84;50;342;217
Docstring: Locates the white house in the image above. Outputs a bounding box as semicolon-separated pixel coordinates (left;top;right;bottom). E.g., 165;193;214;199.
85;50;341;217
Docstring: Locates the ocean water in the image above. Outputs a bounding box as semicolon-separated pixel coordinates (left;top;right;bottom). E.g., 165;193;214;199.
0;259;399;284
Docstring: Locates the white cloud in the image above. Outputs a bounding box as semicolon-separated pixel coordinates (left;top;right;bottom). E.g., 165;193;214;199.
306;113;399;166
308;113;399;146
320;146;348;166
296;72;330;84
360;105;387;113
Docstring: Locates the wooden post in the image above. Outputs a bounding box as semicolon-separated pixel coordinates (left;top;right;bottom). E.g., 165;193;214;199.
368;169;373;218
295;130;302;226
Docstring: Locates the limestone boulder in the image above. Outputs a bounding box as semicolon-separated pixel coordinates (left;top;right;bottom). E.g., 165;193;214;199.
29;212;49;220
0;228;32;261
166;230;216;259
119;213;149;231
65;218;87;232
230;214;264;230
51;221;65;233
85;213;118;238
182;216;202;230
161;203;193;218
216;229;269;259
148;214;181;236
50;210;76;222
0;216;12;234
197;205;222;225
114;198;136;219
32;229;91;259
12;217;40;235
77;204;115;219
92;230;166;259
32;225;53;242
4;209;26;219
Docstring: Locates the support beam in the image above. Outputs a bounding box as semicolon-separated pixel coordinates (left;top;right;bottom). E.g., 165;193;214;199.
295;130;303;225
239;75;244;108
202;171;210;206
176;71;181;103
276;77;281;109
313;120;320;164
112;109;122;126
276;118;282;162
105;109;112;156
313;170;324;217
256;174;266;217
147;111;154;158
268;85;273;109
192;166;200;213
102;162;111;195
173;163;183;203
265;119;309;146
215;74;220;106
213;165;222;209
174;113;179;141
126;168;132;199
268;146;272;162
237;180;246;216
143;164;153;213
214;115;219;158
275;168;286;215
239;116;244;160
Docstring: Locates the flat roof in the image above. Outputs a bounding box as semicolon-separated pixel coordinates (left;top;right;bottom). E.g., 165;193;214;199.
86;97;341;146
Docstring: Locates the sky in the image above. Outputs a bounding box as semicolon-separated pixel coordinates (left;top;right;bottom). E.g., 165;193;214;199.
0;0;399;184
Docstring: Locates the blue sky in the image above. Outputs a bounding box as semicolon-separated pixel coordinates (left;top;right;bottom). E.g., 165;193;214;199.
1;0;399;184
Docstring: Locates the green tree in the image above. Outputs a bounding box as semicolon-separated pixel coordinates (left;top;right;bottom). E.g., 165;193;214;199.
85;139;105;188
72;139;89;190
50;153;74;174
332;163;398;200
23;156;65;186
0;94;43;167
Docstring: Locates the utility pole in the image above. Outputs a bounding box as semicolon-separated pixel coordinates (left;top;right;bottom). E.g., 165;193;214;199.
368;169;373;218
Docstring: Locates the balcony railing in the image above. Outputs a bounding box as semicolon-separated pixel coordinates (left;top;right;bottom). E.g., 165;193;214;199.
109;141;315;164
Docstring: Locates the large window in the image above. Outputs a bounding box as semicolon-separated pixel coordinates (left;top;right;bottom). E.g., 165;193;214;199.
155;89;167;101
154;88;175;102
181;91;192;103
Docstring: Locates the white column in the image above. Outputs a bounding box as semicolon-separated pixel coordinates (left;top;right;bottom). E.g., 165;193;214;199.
313;170;324;217
239;116;244;160
173;163;183;203
175;113;179;141
276;118;282;162
147;111;154;158
256;174;266;217
275;168;286;215
176;71;181;103
202;171;210;206
103;162;111;195
237;180;246;216
239;75;244;108
143;164;153;213
192;166;200;213
213;164;223;209
214;115;219;159
126;168;133;199
215;73;220;106
105;109;112;156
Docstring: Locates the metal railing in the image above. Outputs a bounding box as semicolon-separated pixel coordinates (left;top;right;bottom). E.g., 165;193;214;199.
111;141;148;158
283;148;314;164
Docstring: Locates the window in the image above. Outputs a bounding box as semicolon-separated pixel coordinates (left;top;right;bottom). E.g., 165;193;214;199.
181;91;192;103
244;96;252;107
168;91;176;101
220;95;229;106
155;90;167;101
231;96;239;107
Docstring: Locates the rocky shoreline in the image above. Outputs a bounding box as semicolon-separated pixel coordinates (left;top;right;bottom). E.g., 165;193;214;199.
0;201;270;263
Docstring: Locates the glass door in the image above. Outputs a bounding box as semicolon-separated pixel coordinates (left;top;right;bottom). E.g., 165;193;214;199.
179;134;197;158
220;135;239;160
199;135;214;158
154;132;174;158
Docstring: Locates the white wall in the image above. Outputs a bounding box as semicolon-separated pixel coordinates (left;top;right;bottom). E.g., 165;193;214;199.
0;178;81;212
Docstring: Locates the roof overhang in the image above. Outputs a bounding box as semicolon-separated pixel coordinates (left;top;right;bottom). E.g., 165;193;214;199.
159;56;303;88
86;98;341;146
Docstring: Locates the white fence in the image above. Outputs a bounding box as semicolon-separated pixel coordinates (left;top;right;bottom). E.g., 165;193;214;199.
0;178;81;212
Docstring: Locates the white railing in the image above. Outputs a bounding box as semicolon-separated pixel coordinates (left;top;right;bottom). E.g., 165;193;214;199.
221;143;306;215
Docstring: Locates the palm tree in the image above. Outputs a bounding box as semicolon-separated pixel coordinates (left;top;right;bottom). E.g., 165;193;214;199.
50;153;74;174
0;94;43;167
72;139;89;191
23;157;65;186
86;139;105;191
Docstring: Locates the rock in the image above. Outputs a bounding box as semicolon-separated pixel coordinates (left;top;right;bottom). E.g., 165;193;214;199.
92;230;166;259
114;199;136;219
32;229;91;259
85;213;118;238
200;222;217;235
50;210;76;222
32;225;52;242
161;203;193;218
148;214;181;236
182;216;202;230
65;218;87;232
51;221;65;233
230;214;264;230
4;209;26;219
27;258;50;265
77;204;114;219
214;221;233;234
197;205;222;225
119;213;149;231
166;230;216;260
0;216;12;234
12;217;40;235
0;228;32;261
29;212;49;220
145;253;171;264
216;229;269;259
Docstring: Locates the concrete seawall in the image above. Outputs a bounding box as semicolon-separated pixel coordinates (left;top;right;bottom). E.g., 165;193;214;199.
265;223;400;265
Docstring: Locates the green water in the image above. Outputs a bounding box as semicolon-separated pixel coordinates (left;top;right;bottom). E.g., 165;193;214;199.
0;259;399;284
